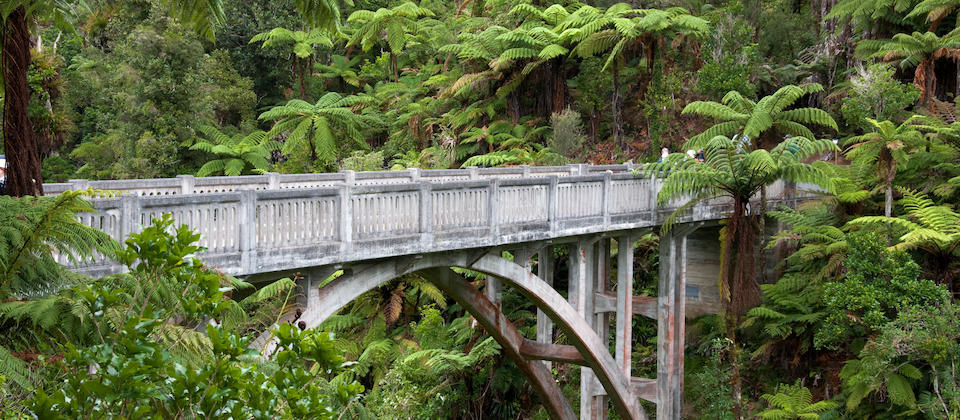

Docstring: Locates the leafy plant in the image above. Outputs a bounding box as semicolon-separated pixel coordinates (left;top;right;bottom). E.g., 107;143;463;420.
843;117;928;217
259;92;375;170
682;83;838;150
759;381;839;419
848;188;960;290
250;27;333;100
190;126;277;176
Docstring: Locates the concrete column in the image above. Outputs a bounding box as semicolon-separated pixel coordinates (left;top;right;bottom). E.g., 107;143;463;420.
591;238;612;420
657;225;697;419
467;166;479;180
485;275;502;308
536;246;555;369
569;237;600;420
615;235;634;377
547;176;559;232
177;175;195;195
488;178;500;239
408;167;421;182
601;172;611;229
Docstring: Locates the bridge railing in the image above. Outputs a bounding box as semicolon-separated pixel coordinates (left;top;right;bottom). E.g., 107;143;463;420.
48;165;817;277
43;164;641;196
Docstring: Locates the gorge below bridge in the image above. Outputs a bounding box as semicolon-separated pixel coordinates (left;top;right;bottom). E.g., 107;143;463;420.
47;164;816;420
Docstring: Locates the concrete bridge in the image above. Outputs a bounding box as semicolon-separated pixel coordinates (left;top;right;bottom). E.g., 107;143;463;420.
47;164;813;419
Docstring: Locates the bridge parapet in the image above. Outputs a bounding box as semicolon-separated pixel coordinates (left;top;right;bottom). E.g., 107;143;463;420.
48;165;816;278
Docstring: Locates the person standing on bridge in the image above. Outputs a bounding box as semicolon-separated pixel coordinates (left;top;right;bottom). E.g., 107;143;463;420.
0;155;6;195
657;147;669;162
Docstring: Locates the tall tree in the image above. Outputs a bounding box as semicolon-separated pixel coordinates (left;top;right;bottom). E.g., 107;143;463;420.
572;6;708;148
346;2;434;81
1;0;226;196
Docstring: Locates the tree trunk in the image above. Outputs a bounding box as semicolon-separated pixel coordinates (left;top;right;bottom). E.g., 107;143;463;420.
391;52;398;82
721;197;760;419
2;6;44;197
611;64;623;149
884;182;893;218
552;58;566;114
758;184;767;285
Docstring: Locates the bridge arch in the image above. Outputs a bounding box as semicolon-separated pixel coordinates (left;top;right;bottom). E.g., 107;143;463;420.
297;251;646;420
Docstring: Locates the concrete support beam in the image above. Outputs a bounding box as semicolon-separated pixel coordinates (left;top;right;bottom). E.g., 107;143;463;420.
631;377;657;403
657;225;698;419
519;339;586;366
421;268;576;420
594;292;657;320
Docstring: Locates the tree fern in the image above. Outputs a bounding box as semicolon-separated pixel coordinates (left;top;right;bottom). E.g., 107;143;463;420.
759;381;839;419
259;93;376;170
645;135;838;323
0;191;118;299
683;84;837;150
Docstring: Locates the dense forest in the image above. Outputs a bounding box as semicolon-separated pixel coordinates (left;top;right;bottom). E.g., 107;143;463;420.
3;0;960;418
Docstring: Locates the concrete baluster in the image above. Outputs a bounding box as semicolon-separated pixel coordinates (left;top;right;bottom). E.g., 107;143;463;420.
488;178;499;239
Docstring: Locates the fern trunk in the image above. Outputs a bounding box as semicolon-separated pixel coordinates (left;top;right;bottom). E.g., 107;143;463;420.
611;63;623;149
884;182;893;218
722;198;762;321
2;6;44;197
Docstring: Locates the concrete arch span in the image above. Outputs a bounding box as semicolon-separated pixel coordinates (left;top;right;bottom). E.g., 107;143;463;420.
298;251;646;420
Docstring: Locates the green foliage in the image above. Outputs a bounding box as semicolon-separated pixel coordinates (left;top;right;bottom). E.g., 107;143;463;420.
548;108;585;159
190;126;276;176
687;338;738;419
696;13;758;99
0;190;117;299
682;84;838;149
339;150;385;171
647;134;838;230
260;92;377;170
840;303;960;416
759;381;839;419
65;3;259;179
815;230;949;350
839;64;920;133
18;216;361;418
